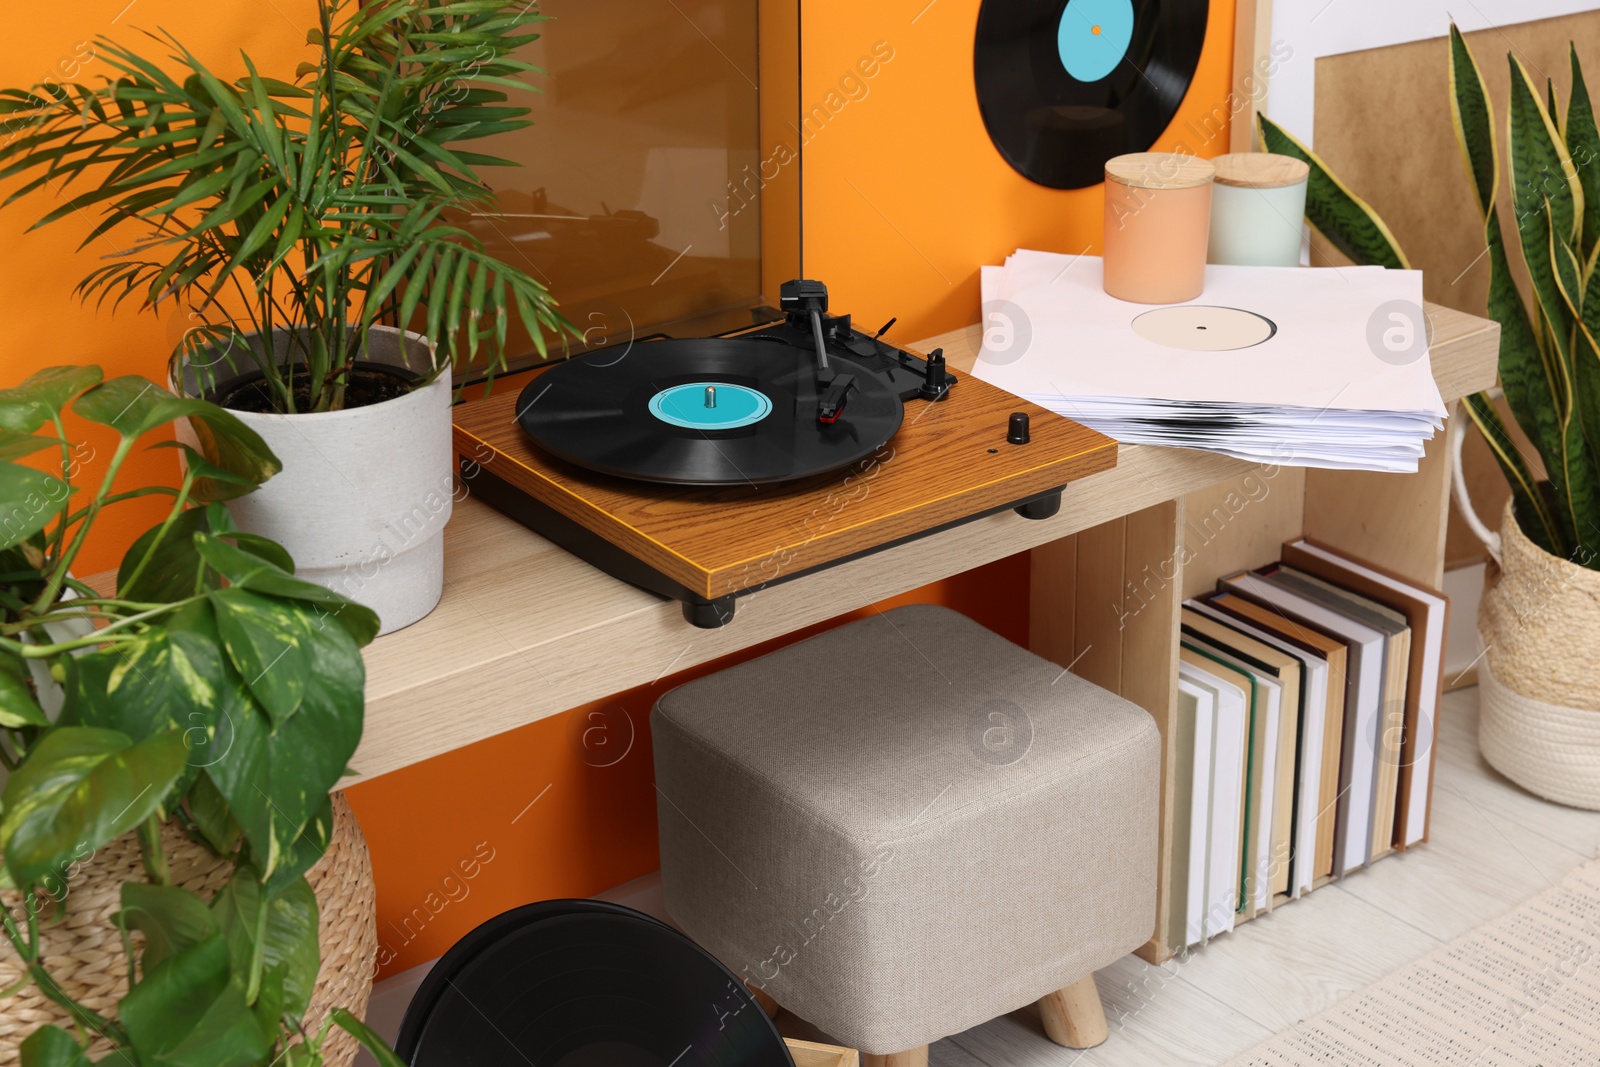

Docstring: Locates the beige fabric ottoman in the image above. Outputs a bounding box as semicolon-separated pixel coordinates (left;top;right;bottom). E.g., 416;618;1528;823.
652;604;1161;1063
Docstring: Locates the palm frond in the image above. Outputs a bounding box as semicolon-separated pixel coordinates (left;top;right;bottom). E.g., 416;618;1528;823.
0;0;572;413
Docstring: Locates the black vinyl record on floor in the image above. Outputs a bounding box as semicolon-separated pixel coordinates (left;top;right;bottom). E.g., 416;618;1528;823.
974;0;1210;189
396;899;794;1067
517;337;904;486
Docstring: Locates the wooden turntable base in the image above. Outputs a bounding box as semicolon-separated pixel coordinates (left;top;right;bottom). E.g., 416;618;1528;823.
453;363;1116;625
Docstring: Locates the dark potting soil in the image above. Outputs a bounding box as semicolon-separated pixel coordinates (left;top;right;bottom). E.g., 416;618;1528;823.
218;364;418;414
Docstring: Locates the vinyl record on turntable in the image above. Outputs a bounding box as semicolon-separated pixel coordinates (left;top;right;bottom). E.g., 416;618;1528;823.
396;899;793;1067
517;337;905;486
974;0;1210;189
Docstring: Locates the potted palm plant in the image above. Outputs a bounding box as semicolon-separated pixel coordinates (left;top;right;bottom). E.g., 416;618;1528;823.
0;366;398;1065
1256;26;1600;809
0;0;570;635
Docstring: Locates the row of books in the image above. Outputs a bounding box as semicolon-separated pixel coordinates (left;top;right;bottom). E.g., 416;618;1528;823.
1172;537;1449;949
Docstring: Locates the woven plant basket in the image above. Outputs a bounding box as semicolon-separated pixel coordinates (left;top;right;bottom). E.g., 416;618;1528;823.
1475;499;1600;808
0;794;377;1066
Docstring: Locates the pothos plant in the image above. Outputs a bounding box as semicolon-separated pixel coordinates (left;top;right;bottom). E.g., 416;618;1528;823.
0;366;400;1066
1257;24;1600;568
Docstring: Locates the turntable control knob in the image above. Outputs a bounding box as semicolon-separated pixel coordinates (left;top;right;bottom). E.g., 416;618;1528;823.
1007;412;1031;445
705;386;717;408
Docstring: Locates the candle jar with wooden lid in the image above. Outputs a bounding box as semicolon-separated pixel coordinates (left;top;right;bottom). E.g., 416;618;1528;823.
1103;152;1215;303
1207;152;1310;266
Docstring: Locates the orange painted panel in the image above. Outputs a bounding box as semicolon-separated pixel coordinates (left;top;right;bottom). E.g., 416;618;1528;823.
797;0;1239;340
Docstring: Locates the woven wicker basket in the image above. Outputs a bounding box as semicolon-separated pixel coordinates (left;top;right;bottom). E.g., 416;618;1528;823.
1475;500;1600;809
0;793;377;1065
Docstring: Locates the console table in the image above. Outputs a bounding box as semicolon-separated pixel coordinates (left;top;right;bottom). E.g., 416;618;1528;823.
352;304;1499;960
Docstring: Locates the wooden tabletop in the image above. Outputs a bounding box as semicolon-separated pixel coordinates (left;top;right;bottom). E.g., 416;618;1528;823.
347;302;1498;784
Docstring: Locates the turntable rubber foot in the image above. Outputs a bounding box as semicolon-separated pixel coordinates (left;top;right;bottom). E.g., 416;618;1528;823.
684;596;737;628
1015;490;1062;520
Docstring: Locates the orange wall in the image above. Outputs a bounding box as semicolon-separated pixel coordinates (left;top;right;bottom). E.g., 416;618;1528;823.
0;1;1235;984
347;0;1239;979
799;0;1240;340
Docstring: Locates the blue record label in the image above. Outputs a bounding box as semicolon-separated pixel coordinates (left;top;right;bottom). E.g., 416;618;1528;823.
648;382;773;430
1056;0;1134;82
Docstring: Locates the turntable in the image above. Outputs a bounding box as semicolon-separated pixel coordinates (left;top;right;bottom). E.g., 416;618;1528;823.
453;280;1117;626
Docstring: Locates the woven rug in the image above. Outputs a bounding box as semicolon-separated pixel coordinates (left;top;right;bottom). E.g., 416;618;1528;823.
1223;853;1600;1066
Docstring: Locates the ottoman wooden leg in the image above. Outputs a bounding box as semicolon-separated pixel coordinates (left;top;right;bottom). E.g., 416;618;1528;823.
1040;973;1109;1049
862;1048;928;1067
744;980;779;1018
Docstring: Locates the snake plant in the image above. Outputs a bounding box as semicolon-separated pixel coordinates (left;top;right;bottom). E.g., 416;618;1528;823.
1258;24;1600;567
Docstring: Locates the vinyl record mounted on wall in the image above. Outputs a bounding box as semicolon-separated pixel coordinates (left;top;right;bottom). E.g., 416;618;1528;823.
974;0;1209;189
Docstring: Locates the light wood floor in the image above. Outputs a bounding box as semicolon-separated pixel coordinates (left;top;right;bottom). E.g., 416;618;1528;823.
775;686;1600;1065
363;685;1600;1067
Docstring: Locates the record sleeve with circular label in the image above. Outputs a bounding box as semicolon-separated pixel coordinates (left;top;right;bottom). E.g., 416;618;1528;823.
975;0;1210;189
517;338;905;486
1131;305;1276;350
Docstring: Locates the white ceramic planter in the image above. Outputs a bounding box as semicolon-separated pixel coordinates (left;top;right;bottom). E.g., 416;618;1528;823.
177;327;452;636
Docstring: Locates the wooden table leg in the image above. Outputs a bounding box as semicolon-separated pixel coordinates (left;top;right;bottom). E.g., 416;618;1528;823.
1040;973;1109;1049
861;1047;928;1067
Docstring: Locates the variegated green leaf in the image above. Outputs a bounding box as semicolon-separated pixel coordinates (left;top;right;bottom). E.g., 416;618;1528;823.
0;430;64;462
1540;208;1600;552
1449;24;1498;219
1499;57;1588;551
0;366;102;433
194;532;380;646
186;772;240;856
1577;238;1600;497
17;1026;93;1067
209;587;313;723
1508;54;1582;257
1554;383;1600;555
0;462;71;551
198;678;276;874
1257;113;1409;269
0;648;47;729
115;504;294;604
118;508;218;603
73;376;280;488
1567;43;1600;256
261;795;333;899
59;619;226;806
328;1010;405;1067
0;727;188;890
1480;199;1567;538
119;932;270;1067
148;440;260;503
212;870;320;1020
202;617;359;881
120;882;218;972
